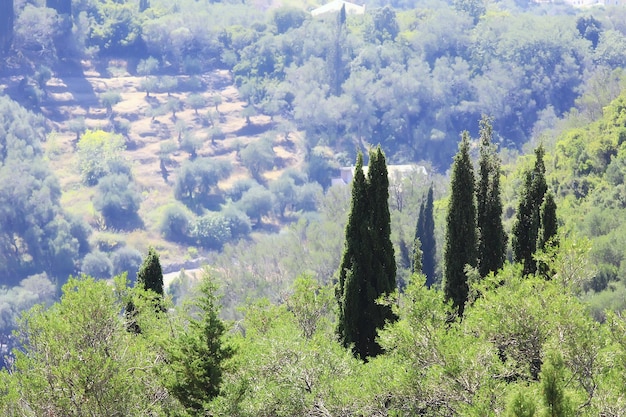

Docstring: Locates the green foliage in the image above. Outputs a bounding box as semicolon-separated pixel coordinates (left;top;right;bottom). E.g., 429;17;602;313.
477;116;506;278
415;184;436;286
236;185;273;225
337;148;397;360
137;247;164;296
76;129;127;186
540;351;574;417
1;276;178;416
81;251;113;279
159;203;192;242
239;137;276;181
174;157;232;209
164;269;234;413
444;132;477;316
93;173;141;229
512;145;548;276
111;246;143;282
191;213;232;249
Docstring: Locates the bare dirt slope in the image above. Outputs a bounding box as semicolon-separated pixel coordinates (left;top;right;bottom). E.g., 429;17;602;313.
24;62;305;265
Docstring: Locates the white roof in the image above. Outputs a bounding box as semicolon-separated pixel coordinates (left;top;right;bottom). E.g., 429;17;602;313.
311;0;365;17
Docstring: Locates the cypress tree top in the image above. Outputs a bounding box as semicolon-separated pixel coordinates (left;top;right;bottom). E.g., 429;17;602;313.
337;147;397;360
444;132;477;317
137;246;164;296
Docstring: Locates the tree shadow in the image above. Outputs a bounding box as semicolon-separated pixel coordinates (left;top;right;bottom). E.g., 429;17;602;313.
233;121;274;137
55;60;99;112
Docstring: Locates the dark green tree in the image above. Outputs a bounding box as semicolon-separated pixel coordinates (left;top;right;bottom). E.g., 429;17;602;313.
337;148;396;360
444;132;477;317
165;271;234;412
327;3;346;96
538;191;558;251
0;0;13;55
512;145;548;276
415;184;436;286
136;247;164;297
476;116;507;278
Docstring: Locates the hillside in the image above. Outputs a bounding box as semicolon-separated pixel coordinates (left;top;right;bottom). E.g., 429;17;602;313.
19;62;306;268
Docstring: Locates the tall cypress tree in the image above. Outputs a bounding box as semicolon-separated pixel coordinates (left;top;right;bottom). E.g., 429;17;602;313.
512;145;548;276
137;246;164;296
337;147;396;360
476;116;507;277
444;132;477;317
0;0;14;55
536;191;558;277
415;184;436;286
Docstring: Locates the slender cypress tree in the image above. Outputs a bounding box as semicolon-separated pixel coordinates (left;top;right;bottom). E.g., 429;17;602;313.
444;132;477;317
367;146;397;330
415;185;436;286
512;145;547;276
536;191;558;277
337;147;396;360
538;191;558;251
476;116;507;277
0;0;14;55
137;246;164;296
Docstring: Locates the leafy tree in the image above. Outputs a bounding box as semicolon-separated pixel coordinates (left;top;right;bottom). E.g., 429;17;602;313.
68;117;86;142
444;132;477;317
1;276;178;416
237;185;274;225
512;145;548;276
191;214;232;249
76;129;127;185
239;137;276;181
174;158;232;209
477;116;506;278
337;148;396;360
187;93;206;115
137;247;164;297
111;246;143;282
99;90;122;118
270;175;297;218
137;56;159;77
93;174;141;229
81;251;113;279
272;6;307;34
164;269;234;413
159;203;191;242
415;184;436;286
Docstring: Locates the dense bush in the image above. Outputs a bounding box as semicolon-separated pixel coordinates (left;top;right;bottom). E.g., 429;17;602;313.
159;203;192;242
93;174;142;229
81;251;113;279
111;246;143;282
191;214;232;249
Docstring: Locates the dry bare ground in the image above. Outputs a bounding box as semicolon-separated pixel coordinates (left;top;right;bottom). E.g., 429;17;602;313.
11;61;305;267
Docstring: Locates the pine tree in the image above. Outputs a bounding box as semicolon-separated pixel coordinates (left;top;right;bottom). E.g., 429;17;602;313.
444;132;477;317
166;271;234;412
512;145;548;276
476;116;507;277
415;184;436;286
137;246;164;296
337;147;397;360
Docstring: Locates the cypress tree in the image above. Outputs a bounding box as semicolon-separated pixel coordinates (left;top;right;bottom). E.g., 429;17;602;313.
538;191;558;251
476;116;507;277
444;132;477;317
337;147;396;360
415;184;436;286
512;145;548;276
137;246;164;296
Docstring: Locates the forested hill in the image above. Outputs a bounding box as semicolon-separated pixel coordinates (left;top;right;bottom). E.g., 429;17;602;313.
0;0;626;330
